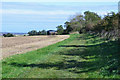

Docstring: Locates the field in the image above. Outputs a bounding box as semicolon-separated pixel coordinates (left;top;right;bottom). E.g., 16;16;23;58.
2;34;120;78
2;35;69;59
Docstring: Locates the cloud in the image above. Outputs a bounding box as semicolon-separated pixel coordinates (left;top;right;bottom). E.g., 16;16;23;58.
0;9;75;15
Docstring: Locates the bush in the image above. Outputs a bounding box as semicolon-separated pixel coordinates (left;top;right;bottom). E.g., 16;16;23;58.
28;30;47;36
3;33;14;37
41;30;47;35
56;25;64;35
28;30;38;36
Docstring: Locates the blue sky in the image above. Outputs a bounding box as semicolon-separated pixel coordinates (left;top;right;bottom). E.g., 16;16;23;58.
1;2;118;33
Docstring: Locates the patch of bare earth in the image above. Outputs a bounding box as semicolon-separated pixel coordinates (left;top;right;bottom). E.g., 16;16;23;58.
1;35;69;59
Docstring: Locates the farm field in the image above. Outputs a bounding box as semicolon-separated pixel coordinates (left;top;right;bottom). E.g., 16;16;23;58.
1;35;69;59
1;1;119;79
2;34;120;78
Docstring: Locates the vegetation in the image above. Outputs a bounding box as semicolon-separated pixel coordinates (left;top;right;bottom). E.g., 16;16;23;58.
53;11;119;37
3;33;14;37
64;11;119;40
41;30;47;35
2;11;119;78
2;34;120;78
28;30;38;36
64;11;101;34
56;25;64;35
27;11;119;37
28;30;47;36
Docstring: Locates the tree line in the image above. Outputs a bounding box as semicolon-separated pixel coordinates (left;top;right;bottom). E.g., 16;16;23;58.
28;30;47;36
57;11;119;40
3;11;119;38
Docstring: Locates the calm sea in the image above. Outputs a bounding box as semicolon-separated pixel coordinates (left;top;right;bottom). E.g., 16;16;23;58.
0;32;27;36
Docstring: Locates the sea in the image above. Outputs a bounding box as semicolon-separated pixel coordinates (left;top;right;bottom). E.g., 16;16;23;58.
0;32;27;36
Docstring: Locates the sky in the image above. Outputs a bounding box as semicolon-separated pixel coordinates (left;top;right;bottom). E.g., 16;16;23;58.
1;0;120;2
1;1;119;33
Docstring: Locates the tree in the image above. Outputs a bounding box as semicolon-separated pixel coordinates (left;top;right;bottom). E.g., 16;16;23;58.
64;11;101;34
118;12;120;43
56;25;64;35
69;14;85;32
28;30;38;36
64;21;73;33
84;11;101;32
92;12;119;40
3;33;14;37
84;11;101;22
37;31;42;35
41;30;47;35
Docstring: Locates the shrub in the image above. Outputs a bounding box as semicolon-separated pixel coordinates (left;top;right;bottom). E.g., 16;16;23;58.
56;25;64;35
3;33;14;37
41;30;47;35
28;30;38;36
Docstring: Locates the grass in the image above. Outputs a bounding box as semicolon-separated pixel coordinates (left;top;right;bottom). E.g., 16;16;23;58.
2;34;120;78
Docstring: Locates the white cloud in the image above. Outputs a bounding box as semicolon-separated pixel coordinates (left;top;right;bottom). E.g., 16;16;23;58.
0;9;75;15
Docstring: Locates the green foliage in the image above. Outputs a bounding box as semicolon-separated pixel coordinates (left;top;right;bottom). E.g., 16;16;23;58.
63;11;119;40
93;12;119;40
37;31;42;35
28;30;38;36
64;21;73;33
2;11;119;78
28;30;47;36
100;59;120;76
84;11;101;22
86;34;120;77
41;30;47;35
56;25;64;35
64;11;101;33
3;33;14;37
2;34;120;78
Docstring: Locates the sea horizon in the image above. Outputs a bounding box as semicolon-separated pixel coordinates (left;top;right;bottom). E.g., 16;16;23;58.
0;32;27;36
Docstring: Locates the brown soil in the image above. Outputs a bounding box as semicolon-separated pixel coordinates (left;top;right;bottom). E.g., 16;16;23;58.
1;35;69;59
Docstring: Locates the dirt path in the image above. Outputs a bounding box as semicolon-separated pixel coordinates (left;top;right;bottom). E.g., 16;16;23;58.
1;35;69;59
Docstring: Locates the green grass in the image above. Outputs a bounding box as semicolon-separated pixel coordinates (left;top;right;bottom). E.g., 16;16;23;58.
2;34;120;78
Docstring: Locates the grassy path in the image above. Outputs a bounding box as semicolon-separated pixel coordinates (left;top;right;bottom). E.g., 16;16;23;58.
2;34;120;78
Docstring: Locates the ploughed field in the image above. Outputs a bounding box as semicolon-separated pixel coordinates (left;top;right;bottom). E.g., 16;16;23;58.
2;35;69;59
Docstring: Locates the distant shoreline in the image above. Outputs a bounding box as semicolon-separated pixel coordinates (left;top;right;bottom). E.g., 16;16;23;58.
0;32;27;36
